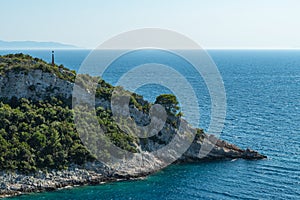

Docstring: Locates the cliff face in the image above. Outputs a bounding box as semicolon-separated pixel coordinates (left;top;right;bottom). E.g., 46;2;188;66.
0;70;73;100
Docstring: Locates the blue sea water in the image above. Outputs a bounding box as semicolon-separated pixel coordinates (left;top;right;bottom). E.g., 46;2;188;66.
1;49;300;199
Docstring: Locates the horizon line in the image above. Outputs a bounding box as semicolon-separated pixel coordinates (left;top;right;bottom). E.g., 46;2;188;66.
1;47;300;51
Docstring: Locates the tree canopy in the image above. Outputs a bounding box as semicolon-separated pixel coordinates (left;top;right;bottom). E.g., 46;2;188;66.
0;97;138;173
155;94;181;116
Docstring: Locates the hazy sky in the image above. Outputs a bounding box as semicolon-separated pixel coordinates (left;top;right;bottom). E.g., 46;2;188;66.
1;0;300;49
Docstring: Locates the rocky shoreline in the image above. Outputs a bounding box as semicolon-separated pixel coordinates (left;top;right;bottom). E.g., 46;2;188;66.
0;162;135;199
0;135;266;199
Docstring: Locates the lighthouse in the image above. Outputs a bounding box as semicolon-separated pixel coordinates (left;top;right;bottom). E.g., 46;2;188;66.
51;51;55;66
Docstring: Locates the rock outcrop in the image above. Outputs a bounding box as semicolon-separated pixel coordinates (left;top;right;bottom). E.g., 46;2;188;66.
180;134;266;162
0;70;73;100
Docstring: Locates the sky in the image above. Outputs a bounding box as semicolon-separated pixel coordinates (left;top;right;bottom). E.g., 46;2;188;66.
1;0;300;49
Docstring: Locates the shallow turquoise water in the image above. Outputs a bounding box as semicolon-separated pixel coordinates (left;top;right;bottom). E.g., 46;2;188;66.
1;50;300;199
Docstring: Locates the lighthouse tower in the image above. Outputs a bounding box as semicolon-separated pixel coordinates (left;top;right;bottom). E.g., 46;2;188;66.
51;51;55;66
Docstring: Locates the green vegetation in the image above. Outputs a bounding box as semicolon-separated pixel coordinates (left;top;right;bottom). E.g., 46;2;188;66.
0;53;76;82
0;97;90;173
195;128;205;142
155;94;181;116
0;97;138;173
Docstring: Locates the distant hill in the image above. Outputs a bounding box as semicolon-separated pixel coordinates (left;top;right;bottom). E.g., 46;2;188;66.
0;40;79;49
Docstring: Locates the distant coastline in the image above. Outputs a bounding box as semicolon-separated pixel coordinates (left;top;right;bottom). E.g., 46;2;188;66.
0;40;79;50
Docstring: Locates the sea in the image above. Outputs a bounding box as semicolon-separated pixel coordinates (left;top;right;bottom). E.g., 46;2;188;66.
0;49;299;200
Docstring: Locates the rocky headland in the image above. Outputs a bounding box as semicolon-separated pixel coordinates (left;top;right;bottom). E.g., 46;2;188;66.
0;54;266;198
